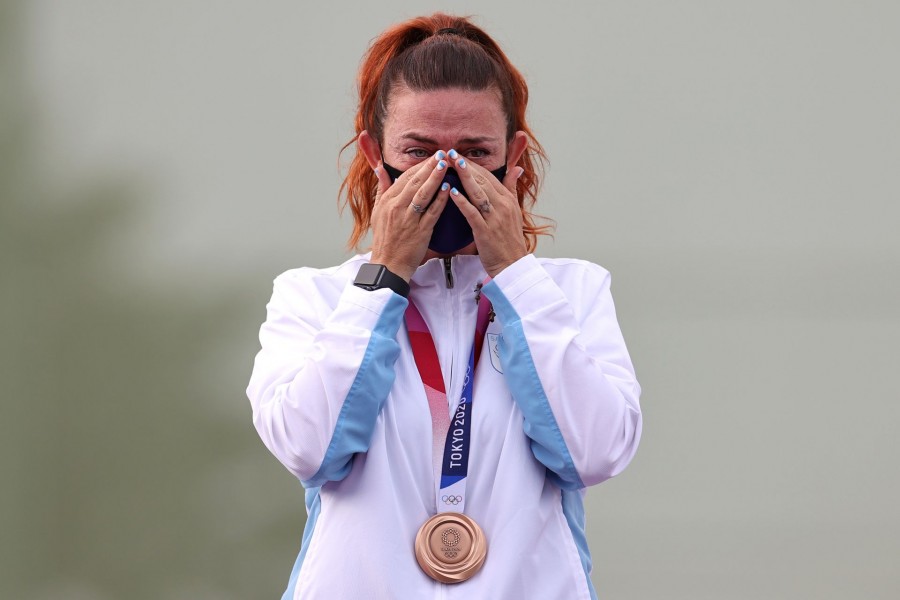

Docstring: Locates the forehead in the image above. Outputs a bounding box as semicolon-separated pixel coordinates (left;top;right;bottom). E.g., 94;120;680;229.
383;87;507;143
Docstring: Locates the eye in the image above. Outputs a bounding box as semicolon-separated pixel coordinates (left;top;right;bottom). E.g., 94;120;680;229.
465;148;489;159
406;148;431;159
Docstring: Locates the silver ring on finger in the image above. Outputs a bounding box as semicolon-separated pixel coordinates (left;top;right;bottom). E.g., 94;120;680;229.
479;201;492;213
411;202;427;214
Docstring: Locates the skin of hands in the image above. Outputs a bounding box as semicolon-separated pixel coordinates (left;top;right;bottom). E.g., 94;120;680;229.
448;152;527;278
367;152;453;282
358;86;530;281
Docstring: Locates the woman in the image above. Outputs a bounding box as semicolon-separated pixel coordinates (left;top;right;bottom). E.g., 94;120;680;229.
247;13;642;600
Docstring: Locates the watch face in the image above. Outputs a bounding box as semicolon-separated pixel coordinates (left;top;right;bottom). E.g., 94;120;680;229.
355;263;383;287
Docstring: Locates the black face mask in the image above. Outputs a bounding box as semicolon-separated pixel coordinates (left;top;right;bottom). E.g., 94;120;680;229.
382;161;507;254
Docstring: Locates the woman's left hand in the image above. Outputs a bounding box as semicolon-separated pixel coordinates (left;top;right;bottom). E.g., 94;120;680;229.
450;156;527;278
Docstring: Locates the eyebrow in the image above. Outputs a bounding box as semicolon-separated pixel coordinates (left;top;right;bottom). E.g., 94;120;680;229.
399;133;501;145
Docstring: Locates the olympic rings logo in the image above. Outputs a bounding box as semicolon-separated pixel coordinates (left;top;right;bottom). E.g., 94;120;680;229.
441;495;463;505
442;528;461;547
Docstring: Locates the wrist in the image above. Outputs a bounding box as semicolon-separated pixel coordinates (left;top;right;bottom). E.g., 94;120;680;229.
484;253;526;278
369;255;415;282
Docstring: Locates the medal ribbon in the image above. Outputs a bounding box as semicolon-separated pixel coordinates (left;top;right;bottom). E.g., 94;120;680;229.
405;290;492;514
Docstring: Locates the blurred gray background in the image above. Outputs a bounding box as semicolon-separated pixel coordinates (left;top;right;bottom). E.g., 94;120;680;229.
3;1;898;598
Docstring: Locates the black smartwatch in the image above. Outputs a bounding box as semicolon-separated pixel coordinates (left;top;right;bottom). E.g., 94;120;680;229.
353;263;410;298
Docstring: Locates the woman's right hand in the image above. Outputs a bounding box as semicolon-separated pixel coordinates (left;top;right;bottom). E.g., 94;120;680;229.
369;151;451;282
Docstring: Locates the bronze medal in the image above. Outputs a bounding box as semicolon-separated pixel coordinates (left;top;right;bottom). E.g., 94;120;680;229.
415;512;487;583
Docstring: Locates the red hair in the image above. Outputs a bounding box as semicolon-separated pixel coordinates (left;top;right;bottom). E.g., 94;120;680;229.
339;13;552;251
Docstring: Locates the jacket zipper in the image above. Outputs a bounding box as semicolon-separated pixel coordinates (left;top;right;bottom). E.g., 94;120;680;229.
443;256;454;289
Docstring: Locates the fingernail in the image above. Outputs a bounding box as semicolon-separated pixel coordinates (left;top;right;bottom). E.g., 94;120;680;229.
441;182;449;192
436;160;446;170
374;167;380;175
516;167;525;179
435;150;446;160
450;187;459;196
448;149;458;159
458;158;467;169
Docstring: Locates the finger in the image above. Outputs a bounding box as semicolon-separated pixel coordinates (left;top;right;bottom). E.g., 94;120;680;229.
407;153;450;212
449;186;487;228
374;164;393;199
419;182;451;227
501;165;525;195
378;151;445;206
395;151;440;185
452;157;493;209
454;157;515;219
478;161;523;198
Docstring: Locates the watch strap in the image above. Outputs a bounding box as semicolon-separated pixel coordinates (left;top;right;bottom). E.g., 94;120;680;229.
354;263;410;298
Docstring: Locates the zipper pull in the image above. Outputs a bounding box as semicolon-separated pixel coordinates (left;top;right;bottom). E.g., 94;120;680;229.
443;257;454;289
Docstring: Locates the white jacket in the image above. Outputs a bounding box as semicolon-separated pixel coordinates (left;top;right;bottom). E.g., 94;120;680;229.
247;253;642;600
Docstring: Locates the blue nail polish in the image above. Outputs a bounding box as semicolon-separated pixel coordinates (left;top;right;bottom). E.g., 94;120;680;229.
458;158;467;169
441;182;449;191
448;149;458;159
450;187;459;196
436;150;446;160
437;160;446;170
